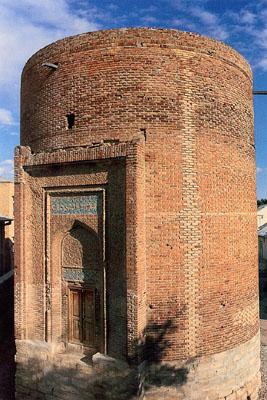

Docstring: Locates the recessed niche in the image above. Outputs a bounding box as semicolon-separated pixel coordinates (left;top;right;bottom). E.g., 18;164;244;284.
66;113;75;129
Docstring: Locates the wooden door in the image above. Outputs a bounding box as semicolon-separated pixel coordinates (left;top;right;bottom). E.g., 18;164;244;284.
82;289;95;346
69;288;95;347
69;289;82;343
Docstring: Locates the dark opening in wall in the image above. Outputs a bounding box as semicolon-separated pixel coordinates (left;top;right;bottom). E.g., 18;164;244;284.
66;114;75;129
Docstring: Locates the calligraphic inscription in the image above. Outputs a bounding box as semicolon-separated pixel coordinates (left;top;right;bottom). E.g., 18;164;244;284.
63;268;99;284
51;194;100;215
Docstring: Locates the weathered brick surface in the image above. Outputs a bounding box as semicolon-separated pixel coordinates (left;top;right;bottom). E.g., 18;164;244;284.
144;332;260;399
15;28;260;399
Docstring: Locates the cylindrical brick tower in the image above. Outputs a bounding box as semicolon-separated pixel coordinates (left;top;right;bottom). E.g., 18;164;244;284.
15;28;260;400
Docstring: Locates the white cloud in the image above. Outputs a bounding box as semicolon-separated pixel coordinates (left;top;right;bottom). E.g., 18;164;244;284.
1;159;13;165
170;17;197;31
171;0;208;10
257;58;267;70
191;8;218;25
0;108;15;125
240;10;256;25
0;159;14;179
223;6;267;70
107;3;119;11
0;0;101;94
141;16;158;24
171;18;185;25
251;27;267;50
257;167;265;173
190;7;229;40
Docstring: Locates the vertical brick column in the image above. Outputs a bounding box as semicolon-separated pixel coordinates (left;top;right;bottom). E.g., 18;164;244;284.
14;146;28;340
125;139;146;356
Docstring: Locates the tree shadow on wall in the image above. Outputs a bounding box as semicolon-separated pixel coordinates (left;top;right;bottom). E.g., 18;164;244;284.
16;320;189;400
136;320;189;391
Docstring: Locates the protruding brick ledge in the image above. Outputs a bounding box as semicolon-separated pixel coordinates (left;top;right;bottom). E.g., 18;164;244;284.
15;141;134;167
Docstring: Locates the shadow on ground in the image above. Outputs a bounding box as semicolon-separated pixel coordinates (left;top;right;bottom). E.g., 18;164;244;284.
17;320;188;400
0;275;15;400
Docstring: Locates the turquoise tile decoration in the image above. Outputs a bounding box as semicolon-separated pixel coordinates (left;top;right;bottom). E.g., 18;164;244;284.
63;268;99;284
51;194;100;215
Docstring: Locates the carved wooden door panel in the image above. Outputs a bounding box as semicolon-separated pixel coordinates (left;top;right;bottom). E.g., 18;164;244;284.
69;288;95;347
82;289;95;346
69;289;82;343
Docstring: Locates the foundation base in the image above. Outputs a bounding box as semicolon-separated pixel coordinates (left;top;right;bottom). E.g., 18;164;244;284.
15;332;261;400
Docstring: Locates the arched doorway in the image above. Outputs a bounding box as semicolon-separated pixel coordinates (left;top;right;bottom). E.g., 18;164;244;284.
61;222;103;352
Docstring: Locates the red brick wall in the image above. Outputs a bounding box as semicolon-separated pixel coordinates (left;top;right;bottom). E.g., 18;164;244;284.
17;28;258;366
21;29;251;153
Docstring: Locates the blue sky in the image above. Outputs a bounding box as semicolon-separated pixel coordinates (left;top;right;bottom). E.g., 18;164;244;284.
0;0;267;198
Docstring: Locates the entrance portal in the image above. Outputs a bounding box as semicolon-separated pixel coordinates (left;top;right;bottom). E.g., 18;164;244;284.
58;198;104;353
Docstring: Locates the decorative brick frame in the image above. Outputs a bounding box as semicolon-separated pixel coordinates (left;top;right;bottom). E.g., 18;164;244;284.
14;138;146;357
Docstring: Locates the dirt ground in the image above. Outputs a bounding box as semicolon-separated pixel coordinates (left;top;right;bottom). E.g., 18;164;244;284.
259;278;267;399
259;344;267;399
1;274;267;400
